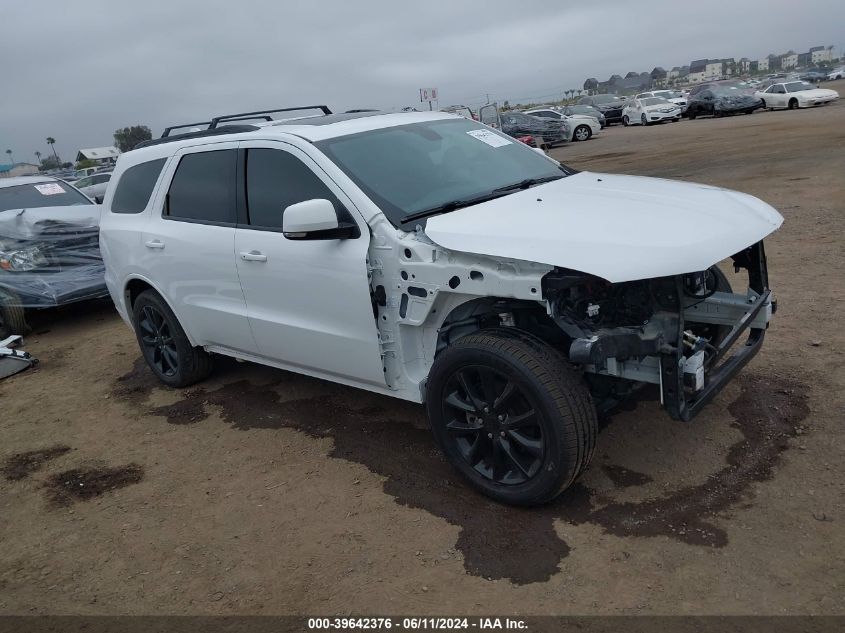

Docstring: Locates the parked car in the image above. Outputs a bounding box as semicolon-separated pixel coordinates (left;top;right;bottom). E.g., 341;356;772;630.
440;105;476;120
0;177;106;338
523;107;601;141
686;86;763;119
800;70;828;83
70;166;100;181
635;90;688;112
755;81;840;110
561;104;606;127
827;67;845;81
688;80;756;98
577;94;625;125
100;106;782;506
498;111;569;147
622;97;682;126
73;171;112;203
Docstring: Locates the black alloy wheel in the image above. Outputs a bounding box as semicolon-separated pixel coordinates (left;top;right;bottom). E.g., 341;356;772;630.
441;365;544;485
426;329;597;505
131;289;213;387
138;304;179;377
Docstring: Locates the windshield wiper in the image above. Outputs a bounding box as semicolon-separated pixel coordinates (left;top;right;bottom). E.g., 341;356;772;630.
492;175;563;193
400;175;565;224
400;191;512;224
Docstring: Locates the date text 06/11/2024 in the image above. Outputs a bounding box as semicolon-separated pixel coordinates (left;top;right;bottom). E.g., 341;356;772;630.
307;617;528;630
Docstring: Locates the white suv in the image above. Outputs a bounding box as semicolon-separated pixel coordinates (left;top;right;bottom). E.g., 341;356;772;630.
100;106;782;506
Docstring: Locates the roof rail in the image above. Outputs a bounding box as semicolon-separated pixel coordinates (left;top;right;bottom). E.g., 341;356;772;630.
161;121;212;138
208;106;332;129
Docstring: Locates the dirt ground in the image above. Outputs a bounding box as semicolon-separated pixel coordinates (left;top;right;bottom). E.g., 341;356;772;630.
2;86;844;616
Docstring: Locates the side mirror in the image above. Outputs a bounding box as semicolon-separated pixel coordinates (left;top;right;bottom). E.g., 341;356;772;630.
94;195;104;204
282;199;359;241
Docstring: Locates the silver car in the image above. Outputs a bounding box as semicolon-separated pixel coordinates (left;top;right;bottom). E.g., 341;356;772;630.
72;171;112;203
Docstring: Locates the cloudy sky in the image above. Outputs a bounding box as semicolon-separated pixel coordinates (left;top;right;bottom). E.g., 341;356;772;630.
1;0;842;163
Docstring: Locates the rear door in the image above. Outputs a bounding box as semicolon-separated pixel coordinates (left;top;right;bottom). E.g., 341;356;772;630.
233;141;385;386
140;142;257;354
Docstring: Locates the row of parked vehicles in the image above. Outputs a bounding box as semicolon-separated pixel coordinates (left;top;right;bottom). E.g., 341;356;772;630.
463;75;840;140
2;102;784;506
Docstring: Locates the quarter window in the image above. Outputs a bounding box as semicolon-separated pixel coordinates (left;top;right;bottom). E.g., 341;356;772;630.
166;150;236;223
245;148;342;230
112;158;166;214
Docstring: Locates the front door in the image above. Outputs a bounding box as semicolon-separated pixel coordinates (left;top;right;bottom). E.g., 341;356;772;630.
233;141;385;387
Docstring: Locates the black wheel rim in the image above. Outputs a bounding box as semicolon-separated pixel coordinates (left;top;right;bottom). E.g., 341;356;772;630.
139;305;179;377
441;365;544;485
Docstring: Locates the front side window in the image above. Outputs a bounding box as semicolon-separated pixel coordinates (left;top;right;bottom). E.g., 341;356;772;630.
166;150;236;224
0;181;93;212
317;118;568;227
112;158;166;214
245;148;342;230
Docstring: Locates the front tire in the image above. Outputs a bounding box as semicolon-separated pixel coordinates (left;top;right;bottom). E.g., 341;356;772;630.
788;98;798;110
622;115;629;126
426;329;597;506
641;114;648;126
0;290;28;339
573;125;591;141
131;289;213;387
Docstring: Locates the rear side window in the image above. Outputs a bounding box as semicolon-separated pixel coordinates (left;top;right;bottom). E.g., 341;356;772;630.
166;150;236;224
245;148;342;230
111;158;166;214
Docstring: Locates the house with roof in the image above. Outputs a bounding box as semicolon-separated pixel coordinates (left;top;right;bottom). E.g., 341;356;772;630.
688;59;722;83
810;45;835;64
781;51;798;69
0;163;40;179
75;146;121;165
738;58;751;74
757;57;770;72
667;65;689;85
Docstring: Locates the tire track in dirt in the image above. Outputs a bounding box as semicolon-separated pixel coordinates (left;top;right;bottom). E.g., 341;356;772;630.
111;362;809;584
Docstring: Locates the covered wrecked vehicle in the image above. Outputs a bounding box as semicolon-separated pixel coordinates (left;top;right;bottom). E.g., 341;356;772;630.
499;111;570;148
0;177;107;338
686;86;763;119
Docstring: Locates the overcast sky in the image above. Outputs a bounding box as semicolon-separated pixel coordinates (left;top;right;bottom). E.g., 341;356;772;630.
1;0;842;163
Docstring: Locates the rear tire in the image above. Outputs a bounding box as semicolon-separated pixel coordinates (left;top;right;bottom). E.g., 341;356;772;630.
426;329;597;506
131;290;213;387
0;290;28;339
622;115;629;126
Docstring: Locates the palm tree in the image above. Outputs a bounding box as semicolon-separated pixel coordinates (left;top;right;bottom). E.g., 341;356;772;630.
5;149;12;165
35;151;42;165
46;137;60;163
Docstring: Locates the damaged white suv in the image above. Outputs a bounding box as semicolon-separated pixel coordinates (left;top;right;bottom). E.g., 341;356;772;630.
100;106;782;506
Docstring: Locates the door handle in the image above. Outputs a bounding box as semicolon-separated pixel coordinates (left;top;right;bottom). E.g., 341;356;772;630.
145;240;165;249
240;250;268;262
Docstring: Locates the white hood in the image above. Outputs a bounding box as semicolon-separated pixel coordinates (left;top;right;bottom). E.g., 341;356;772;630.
424;172;783;283
799;88;838;99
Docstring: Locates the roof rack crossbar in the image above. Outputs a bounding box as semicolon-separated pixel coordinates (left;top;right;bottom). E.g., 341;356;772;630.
209;106;332;129
161;121;212;138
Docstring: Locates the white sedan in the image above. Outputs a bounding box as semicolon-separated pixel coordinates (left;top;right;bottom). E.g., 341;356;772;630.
755;81;839;110
635;90;688;112
523;108;601;141
622;97;682;126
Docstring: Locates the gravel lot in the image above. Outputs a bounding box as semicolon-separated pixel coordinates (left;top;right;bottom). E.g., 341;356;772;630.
2;86;844;615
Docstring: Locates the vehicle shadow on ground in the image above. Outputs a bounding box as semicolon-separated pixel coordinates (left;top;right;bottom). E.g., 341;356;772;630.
109;356;809;585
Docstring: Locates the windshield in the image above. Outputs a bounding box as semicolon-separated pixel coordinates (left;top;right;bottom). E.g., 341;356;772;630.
710;85;746;96
642;97;670;106
567;106;598;115
317;118;568;226
0;181;93;212
591;95;621;104
786;81;815;92
652;91;676;99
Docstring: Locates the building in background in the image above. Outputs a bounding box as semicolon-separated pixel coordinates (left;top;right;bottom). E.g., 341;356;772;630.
781;51;798;69
75;146;121;165
0;163;40;179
